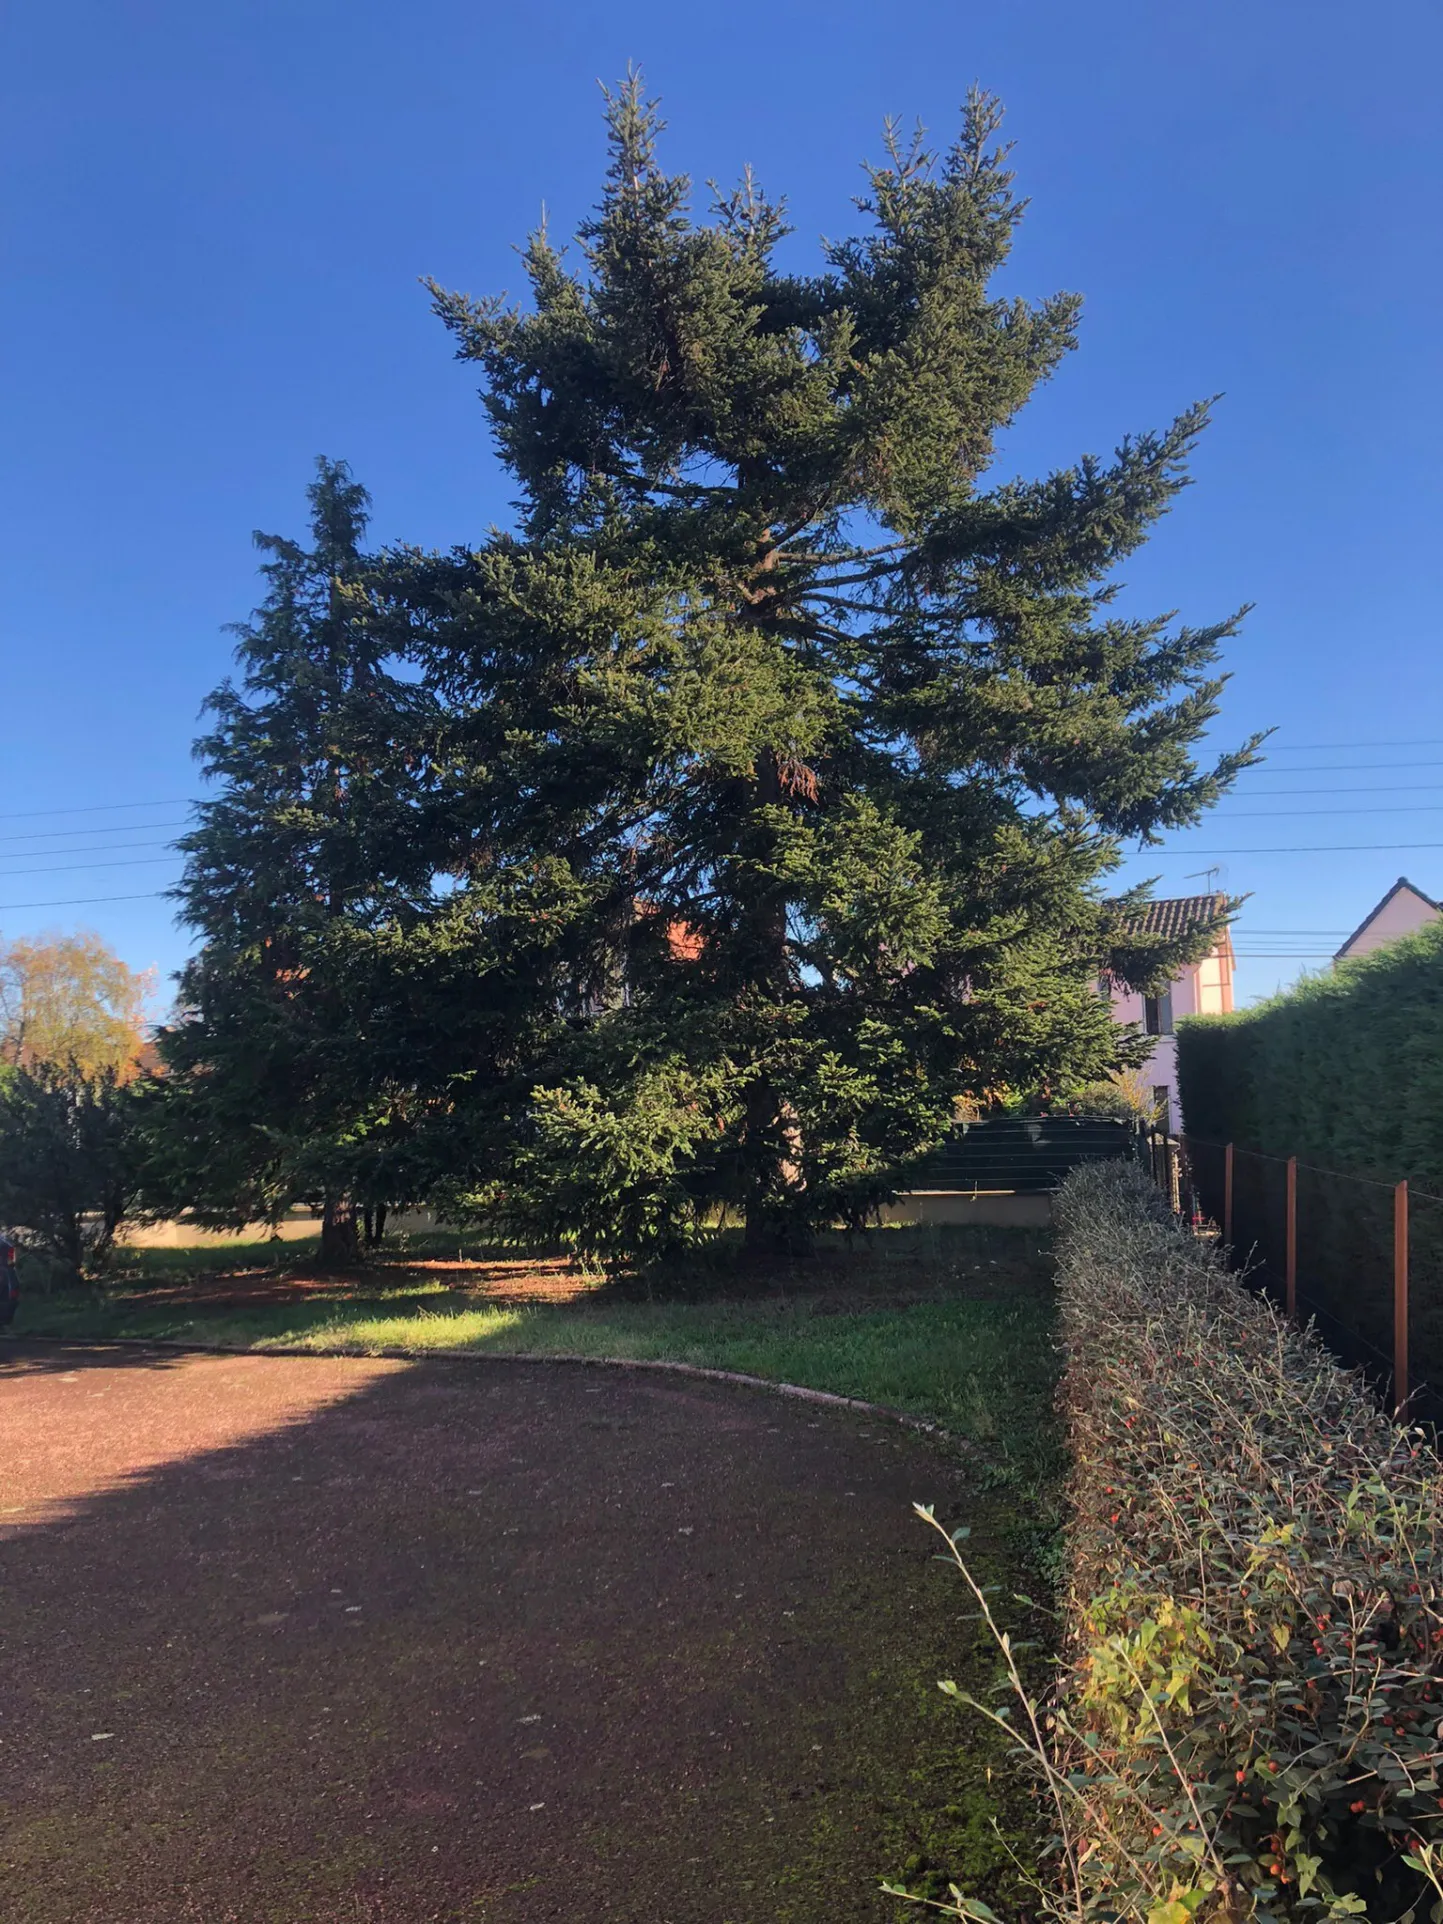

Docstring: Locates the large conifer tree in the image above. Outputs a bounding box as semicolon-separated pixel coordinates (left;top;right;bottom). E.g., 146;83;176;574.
381;80;1256;1250
160;460;438;1260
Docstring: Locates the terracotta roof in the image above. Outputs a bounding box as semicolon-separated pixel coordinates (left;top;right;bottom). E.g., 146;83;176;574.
1118;893;1229;942
664;918;706;963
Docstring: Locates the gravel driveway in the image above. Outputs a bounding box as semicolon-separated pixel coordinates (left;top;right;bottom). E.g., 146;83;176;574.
0;1346;1006;1923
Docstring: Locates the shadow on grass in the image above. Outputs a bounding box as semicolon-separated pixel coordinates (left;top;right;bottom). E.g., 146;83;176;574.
28;1222;1053;1312
10;1225;1060;1482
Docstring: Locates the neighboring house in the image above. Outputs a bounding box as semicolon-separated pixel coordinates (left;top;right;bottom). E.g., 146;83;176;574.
1335;876;1441;961
1108;893;1235;1131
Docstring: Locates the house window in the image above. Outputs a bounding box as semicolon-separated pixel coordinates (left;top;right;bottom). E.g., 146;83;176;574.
1153;1087;1172;1134
1143;989;1174;1036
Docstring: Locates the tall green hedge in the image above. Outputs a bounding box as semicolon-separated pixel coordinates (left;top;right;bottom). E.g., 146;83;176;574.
1176;916;1443;1189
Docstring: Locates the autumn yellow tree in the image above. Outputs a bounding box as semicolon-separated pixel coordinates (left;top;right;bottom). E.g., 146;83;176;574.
0;931;153;1081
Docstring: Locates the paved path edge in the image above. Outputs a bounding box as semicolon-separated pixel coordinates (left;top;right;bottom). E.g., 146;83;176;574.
3;1335;956;1442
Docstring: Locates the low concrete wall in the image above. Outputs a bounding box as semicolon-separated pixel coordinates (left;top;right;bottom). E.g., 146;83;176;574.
879;1191;1053;1228
123;1195;1051;1248
120;1209;440;1250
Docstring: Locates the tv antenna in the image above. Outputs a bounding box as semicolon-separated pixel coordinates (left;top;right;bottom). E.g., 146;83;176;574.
1186;865;1222;894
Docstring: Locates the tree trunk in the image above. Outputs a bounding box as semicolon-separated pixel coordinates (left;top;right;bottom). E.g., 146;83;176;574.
362;1203;387;1247
59;1213;87;1289
743;1076;781;1252
320;1193;360;1266
742;1084;810;1254
739;747;809;1254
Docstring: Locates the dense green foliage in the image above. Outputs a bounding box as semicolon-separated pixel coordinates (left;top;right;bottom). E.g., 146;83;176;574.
1176;918;1443;1188
926;1161;1443;1924
161;80;1256;1258
0;1064;139;1281
155;460;468;1260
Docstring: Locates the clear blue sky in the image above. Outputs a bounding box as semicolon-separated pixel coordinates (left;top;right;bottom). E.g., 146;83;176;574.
3;0;1440;1010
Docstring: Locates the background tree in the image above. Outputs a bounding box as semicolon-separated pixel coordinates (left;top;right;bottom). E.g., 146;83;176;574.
160;458;438;1262
0;929;151;1283
0;1065;139;1284
0;931;153;1080
380;78;1257;1252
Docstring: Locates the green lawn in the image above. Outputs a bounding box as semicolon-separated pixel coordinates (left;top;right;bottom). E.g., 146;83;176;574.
8;1225;1060;1473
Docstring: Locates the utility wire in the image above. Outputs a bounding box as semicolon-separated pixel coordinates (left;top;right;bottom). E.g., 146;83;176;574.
0;819;189;847
11;803;1440;852
1257;739;1443;751
0;890;170;910
1145;841;1443;856
0;840;184;867
1211;784;1443;797
0;798;194;824
1237;760;1443;775
1211;804;1443;818
0;856;180;879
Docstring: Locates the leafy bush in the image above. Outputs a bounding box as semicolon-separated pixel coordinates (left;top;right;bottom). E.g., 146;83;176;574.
906;1161;1443;1924
1175;918;1443;1187
453;1057;736;1264
1068;1068;1163;1125
0;1063;141;1283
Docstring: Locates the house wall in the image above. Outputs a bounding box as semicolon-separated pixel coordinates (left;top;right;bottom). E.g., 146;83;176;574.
1340;889;1441;958
1193;944;1234;1014
1108;936;1234;1131
1110;977;1183;1128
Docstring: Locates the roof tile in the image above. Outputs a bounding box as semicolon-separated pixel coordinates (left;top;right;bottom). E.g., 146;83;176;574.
1119;893;1228;941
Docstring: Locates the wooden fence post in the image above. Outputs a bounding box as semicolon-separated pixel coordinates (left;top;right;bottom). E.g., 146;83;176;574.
1285;1156;1297;1318
1178;1136;1192;1222
1223;1142;1234;1249
1394;1180;1409;1414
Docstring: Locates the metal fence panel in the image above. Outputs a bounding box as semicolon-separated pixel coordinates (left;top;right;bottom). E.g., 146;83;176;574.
1167;1132;1443;1423
908;1117;1132;1194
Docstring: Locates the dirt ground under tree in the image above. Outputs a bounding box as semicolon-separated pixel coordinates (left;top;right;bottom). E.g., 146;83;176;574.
0;1347;1033;1923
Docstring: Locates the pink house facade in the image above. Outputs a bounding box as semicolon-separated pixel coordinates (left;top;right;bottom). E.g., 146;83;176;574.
1336;876;1440;960
1108;894;1235;1130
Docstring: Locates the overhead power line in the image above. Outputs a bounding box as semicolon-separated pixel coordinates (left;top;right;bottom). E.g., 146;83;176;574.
0;798;194;824
1216;785;1443;798
1147;841;1443;856
1260;739;1443;751
0;819;189;847
9;801;1442;852
0;855;180;880
1238;761;1443;775
0;839;183;867
0;890;170;911
1213;805;1443;819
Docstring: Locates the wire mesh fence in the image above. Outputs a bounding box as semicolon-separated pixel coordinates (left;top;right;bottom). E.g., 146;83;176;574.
1145;1129;1443;1423
1407;1189;1443;1419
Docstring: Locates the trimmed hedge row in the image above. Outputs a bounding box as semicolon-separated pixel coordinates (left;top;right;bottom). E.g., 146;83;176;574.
1175;918;1443;1189
921;1162;1443;1924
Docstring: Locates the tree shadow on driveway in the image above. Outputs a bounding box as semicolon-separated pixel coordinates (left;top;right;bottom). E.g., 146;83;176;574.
0;1349;1031;1922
